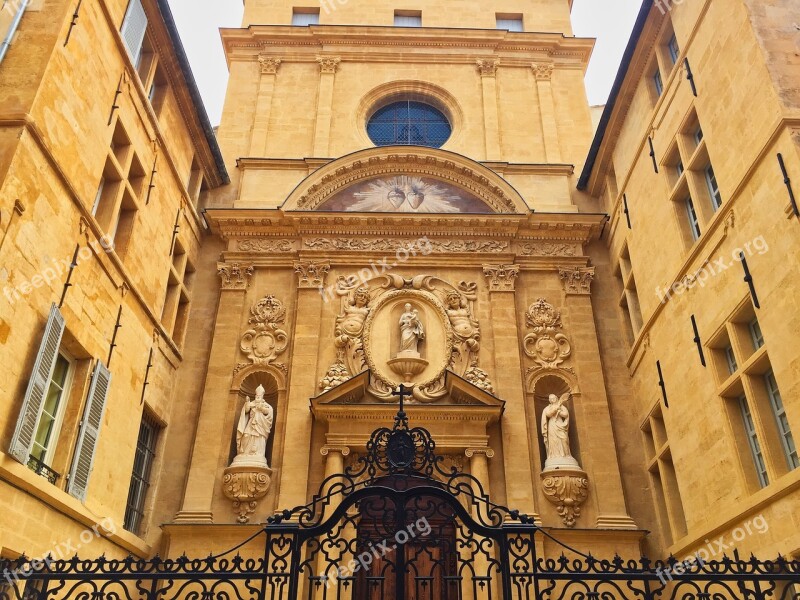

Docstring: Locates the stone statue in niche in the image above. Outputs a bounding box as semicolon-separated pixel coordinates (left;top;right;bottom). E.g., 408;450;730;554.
398;303;425;356
541;393;580;470
233;384;274;468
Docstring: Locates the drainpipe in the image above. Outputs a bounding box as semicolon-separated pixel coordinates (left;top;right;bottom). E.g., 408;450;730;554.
0;0;29;66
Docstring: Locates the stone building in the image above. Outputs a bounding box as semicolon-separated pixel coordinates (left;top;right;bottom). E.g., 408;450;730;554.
1;0;799;588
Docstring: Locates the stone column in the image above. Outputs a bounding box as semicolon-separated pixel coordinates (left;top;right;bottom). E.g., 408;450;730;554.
313;57;340;157
175;263;255;523
532;62;562;163
465;447;494;518
320;445;350;517
276;261;331;514
558;266;636;529
482;265;539;519
477;59;501;160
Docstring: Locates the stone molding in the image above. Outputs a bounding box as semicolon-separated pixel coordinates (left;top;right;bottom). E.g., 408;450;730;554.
483;264;520;292
294;260;331;289
559;266;595;295
217;262;254;290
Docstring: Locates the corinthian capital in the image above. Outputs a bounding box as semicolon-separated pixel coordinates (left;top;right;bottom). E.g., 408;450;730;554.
258;55;282;75
294;260;331;289
483;264;520;292
318;56;341;74
559;267;595;295
476;58;499;77
532;62;554;81
218;262;255;290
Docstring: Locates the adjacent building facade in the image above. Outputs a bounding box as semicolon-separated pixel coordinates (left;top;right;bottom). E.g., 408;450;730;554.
1;0;798;586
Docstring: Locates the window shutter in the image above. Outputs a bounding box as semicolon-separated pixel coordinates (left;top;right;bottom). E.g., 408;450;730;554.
9;304;66;464
120;0;147;65
67;361;112;502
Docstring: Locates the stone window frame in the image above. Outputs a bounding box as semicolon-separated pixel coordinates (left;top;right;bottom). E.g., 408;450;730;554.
661;108;723;250
614;241;644;345
641;402;688;544
708;299;799;494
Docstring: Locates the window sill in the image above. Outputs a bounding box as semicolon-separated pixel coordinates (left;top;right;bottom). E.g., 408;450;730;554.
0;453;151;557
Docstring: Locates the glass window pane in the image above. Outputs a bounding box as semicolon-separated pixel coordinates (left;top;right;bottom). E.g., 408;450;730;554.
367;100;451;148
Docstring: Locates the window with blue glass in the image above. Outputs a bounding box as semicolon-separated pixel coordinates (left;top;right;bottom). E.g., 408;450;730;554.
367;101;451;148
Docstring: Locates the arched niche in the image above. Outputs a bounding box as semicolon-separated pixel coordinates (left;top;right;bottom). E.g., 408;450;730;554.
531;373;583;471
228;369;283;470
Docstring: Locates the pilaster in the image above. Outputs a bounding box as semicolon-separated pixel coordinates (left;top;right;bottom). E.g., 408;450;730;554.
249;54;281;156
532;62;562;163
175;263;255;523
313;57;341;156
477;59;501;160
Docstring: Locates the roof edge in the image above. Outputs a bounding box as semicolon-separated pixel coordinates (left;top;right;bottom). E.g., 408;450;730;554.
577;0;652;191
155;0;230;185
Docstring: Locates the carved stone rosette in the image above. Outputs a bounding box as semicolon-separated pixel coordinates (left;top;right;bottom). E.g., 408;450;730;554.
559;267;595;295
222;465;273;523
540;469;589;528
483;264;520;292
218;263;254;290
240;295;289;366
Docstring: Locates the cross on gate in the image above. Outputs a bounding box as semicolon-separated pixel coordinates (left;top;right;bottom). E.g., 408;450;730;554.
392;383;412;415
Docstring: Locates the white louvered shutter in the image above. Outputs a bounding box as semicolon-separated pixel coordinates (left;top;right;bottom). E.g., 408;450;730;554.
9;304;66;464
67;361;112;501
120;0;147;65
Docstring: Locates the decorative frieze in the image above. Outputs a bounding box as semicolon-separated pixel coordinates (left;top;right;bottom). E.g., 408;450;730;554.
483;264;520;292
294;260;331;289
304;238;509;253
559;266;595;295
519;242;577;257
217;263;254;290
237;239;296;253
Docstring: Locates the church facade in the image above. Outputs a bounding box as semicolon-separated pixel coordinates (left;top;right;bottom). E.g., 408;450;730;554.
1;0;799;585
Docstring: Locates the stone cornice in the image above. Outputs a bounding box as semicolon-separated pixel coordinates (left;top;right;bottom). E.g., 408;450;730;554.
221;26;594;67
203;209;606;246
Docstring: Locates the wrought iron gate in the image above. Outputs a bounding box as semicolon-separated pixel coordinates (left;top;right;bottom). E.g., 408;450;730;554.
2;401;799;600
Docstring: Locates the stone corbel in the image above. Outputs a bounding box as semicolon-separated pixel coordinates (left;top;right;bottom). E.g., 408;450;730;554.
294;260;330;289
218;262;255;291
483;264;520;292
540;469;589;528
222;466;273;523
559;267;595;296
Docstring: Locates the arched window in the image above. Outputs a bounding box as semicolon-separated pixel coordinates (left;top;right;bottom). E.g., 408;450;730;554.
367;100;452;148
